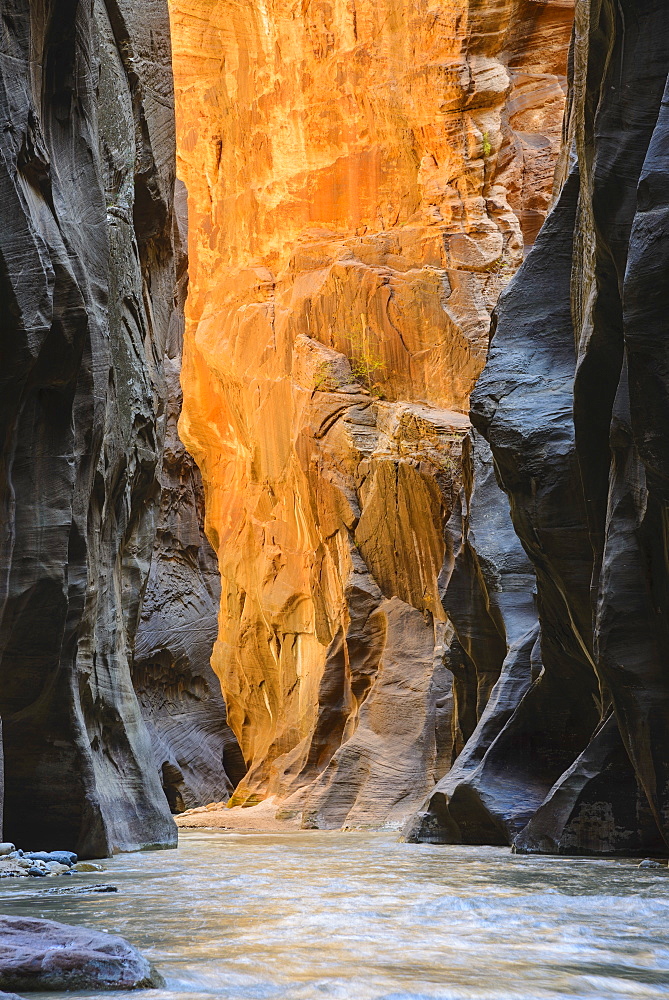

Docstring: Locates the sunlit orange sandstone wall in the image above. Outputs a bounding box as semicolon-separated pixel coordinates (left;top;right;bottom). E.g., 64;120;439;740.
168;0;573;827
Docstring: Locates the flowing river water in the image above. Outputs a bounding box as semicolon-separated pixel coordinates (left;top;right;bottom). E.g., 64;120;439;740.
1;829;669;1000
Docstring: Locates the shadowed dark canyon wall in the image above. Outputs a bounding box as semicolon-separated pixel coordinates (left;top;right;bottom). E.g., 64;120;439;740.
0;0;240;856
133;182;247;813
7;0;667;860
408;0;669;856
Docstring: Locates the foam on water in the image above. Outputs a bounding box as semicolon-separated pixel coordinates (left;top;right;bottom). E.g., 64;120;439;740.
0;830;667;1000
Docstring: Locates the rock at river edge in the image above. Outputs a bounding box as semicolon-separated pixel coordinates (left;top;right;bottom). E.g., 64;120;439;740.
0;915;162;992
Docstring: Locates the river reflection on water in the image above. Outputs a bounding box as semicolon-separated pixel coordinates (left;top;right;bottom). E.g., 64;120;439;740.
1;829;668;1000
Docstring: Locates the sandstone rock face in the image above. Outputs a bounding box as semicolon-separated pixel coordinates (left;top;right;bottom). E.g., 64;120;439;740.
411;0;669;855
170;0;573;825
0;915;162;992
133;183;246;813
0;0;181;856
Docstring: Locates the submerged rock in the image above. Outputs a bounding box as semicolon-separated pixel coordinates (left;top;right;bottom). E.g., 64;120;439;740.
41;884;118;896
0;915;162;992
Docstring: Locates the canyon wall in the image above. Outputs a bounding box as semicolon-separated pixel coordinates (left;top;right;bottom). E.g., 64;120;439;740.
409;0;669;855
133;183;247;812
0;0;239;855
171;0;573;827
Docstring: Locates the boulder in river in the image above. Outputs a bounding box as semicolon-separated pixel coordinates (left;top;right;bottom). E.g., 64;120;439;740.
0;916;163;992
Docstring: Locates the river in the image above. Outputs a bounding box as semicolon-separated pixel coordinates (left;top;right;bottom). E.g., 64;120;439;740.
1;829;668;999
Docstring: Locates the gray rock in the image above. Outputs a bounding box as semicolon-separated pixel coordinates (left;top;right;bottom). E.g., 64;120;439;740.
24;852;76;867
0;0;246;855
638;859;666;870
468;1;669;856
44;862;69;875
0;0;181;857
513;715;667;857
409;1;669;856
404;432;541;844
132;182;246;814
0;915;162;991
0;847;15;858
27;868;46;878
42;884;118;896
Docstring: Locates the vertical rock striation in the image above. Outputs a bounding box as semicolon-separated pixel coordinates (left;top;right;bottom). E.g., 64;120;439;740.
0;0;184;856
411;0;669;855
170;0;573;826
133;183;246;812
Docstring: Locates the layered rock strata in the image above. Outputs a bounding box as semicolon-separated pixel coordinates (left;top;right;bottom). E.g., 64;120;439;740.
410;0;669;855
0;0;225;855
171;0;573;825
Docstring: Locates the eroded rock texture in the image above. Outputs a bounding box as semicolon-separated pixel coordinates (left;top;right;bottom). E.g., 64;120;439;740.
170;0;573;826
0;915;162;992
0;0;181;856
133;184;246;812
410;0;669;855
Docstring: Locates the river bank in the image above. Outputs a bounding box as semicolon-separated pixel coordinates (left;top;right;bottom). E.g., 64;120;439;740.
175;798;302;833
0;830;668;1000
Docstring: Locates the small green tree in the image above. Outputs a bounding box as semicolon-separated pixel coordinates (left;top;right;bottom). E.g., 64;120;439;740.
348;314;386;398
313;361;337;391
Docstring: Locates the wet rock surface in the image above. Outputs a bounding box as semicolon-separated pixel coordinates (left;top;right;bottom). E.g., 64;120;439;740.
0;846;116;881
410;0;669;855
0;915;161;992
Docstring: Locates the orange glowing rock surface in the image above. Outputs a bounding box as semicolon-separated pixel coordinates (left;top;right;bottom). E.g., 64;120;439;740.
169;0;573;826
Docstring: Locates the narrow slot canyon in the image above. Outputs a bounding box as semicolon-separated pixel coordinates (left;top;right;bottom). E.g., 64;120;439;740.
2;0;669;997
168;0;573;831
